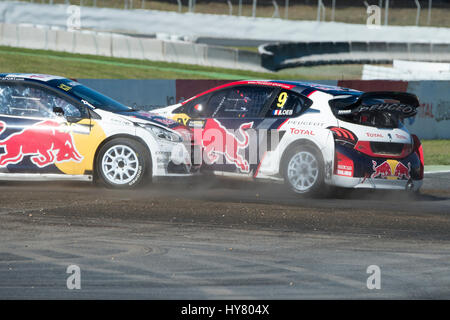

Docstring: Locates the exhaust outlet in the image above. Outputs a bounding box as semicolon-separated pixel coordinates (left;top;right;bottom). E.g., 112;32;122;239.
406;179;414;191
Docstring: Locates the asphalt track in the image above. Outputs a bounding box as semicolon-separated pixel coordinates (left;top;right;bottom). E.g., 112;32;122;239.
0;173;449;299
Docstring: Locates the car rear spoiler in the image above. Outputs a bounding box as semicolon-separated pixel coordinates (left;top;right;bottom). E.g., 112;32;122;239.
331;91;420;118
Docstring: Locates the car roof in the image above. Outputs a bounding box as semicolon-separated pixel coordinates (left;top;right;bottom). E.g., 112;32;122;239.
270;80;362;96
0;73;67;82
182;80;362;104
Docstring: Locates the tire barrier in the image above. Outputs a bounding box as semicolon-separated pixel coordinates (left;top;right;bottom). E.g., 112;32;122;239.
260;41;450;70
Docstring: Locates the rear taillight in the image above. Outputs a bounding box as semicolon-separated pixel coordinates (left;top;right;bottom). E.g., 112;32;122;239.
412;134;424;179
328;127;357;146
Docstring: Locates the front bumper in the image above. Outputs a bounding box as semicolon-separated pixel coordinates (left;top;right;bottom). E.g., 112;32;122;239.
137;127;192;177
153;143;192;176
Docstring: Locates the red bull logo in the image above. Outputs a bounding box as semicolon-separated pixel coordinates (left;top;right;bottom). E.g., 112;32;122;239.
201;119;253;172
371;160;411;180
394;162;411;180
0;120;83;168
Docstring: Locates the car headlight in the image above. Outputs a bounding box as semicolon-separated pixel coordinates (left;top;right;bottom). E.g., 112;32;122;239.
142;124;182;143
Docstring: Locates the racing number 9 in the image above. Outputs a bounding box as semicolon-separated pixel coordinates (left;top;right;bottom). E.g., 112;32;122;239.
58;84;72;92
277;92;288;108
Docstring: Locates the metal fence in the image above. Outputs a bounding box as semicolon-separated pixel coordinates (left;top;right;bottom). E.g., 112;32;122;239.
6;0;449;27
0;22;265;71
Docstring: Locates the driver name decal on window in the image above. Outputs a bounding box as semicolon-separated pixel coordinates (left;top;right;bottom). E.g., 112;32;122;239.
273;109;293;116
267;91;307;118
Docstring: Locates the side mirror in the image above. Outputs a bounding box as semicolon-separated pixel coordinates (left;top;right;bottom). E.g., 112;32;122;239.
53;106;65;117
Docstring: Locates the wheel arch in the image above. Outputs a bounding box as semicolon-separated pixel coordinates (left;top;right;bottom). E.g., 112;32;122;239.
92;134;153;179
279;138;324;173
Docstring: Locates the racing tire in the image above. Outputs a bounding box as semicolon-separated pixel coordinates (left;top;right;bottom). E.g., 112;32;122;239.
96;138;151;189
282;145;325;197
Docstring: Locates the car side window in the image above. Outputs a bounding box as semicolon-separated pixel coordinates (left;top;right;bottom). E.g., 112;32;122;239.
183;94;211;118
0;82;83;119
265;90;310;118
208;86;274;119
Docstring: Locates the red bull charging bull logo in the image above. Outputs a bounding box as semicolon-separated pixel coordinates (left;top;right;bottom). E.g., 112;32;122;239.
201;119;253;172
371;160;411;180
0;120;83;168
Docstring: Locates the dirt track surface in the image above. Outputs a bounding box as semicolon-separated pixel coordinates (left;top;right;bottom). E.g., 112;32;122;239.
0;174;449;299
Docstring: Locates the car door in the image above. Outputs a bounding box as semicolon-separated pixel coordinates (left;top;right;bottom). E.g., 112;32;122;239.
0;80;89;175
181;85;279;175
200;86;314;176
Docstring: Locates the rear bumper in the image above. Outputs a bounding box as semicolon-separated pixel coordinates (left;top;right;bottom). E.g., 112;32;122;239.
329;175;422;191
330;143;423;191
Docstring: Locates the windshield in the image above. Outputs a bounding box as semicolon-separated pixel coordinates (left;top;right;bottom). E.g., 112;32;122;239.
48;79;133;112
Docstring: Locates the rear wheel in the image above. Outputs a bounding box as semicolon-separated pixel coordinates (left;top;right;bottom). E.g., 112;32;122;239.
96;138;151;189
282;145;325;197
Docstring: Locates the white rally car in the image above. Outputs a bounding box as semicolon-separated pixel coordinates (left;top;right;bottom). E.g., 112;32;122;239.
0;74;190;188
153;80;424;196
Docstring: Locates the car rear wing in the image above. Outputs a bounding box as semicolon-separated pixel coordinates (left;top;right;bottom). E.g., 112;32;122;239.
330;91;420;118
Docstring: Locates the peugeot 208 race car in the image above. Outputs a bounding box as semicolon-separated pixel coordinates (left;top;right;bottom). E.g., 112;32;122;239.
0;74;190;188
153;80;424;196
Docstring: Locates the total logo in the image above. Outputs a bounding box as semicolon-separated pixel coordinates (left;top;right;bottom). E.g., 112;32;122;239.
366;132;384;138
273;109;293;116
395;134;408;140
290;128;315;136
371;159;411;180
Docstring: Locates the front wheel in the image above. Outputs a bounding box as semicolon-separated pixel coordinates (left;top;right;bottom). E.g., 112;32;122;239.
282;145;325;197
96;138;151;189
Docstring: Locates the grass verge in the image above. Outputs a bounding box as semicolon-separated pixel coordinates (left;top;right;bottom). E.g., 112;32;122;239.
0;45;362;80
422;140;450;166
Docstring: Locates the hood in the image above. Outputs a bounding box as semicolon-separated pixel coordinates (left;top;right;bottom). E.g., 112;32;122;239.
113;109;191;142
116;110;182;130
151;104;182;117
